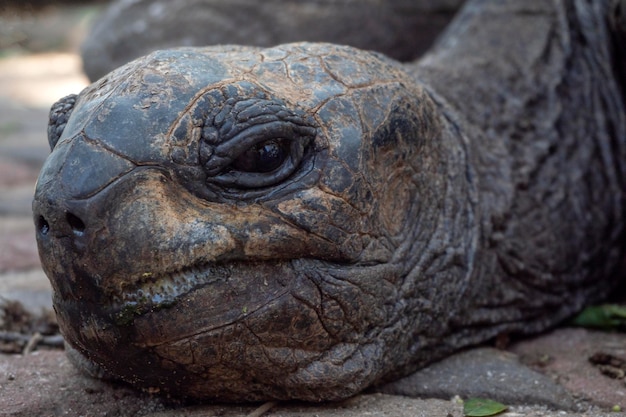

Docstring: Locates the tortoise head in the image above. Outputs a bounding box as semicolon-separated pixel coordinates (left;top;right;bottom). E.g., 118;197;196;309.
33;43;455;401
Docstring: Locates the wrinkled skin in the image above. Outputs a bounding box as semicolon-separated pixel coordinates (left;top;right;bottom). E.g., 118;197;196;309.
33;0;626;402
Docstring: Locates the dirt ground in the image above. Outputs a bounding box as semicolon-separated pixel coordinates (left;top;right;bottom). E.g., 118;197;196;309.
1;3;626;417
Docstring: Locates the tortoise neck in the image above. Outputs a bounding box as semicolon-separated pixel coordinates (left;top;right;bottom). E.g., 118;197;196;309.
409;0;626;331
411;0;618;132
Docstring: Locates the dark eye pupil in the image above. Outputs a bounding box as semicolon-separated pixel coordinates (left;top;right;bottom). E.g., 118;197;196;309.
232;139;287;173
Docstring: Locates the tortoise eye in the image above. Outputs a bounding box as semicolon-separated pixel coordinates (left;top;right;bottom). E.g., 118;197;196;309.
189;84;318;190
232;138;288;173
205;134;310;189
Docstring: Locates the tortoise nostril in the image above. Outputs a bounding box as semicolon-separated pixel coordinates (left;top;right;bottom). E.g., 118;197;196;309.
66;212;86;236
37;216;50;235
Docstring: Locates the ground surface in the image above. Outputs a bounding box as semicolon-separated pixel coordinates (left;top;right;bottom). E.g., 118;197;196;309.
1;4;626;417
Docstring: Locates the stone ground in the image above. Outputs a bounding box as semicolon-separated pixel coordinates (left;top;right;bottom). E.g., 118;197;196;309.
1;3;626;417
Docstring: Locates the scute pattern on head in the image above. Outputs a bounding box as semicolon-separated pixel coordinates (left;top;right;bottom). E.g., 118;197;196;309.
34;42;474;401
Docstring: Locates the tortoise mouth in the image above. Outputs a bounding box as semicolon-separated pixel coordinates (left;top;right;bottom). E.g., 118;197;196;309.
95;259;296;327
109;262;233;308
105;264;222;326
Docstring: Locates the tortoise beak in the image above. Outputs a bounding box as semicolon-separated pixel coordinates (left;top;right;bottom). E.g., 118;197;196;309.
33;134;135;242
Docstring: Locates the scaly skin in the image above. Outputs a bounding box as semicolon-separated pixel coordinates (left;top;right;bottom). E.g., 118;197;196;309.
33;0;625;402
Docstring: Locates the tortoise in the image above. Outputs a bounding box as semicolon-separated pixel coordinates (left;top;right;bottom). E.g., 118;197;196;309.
33;0;626;402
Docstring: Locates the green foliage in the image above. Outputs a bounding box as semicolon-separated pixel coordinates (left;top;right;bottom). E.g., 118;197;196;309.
463;398;508;417
571;304;626;330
